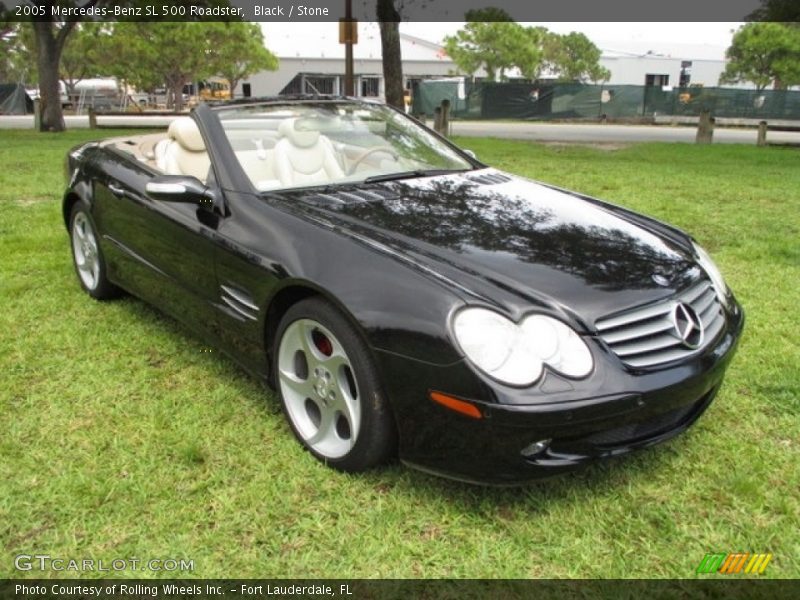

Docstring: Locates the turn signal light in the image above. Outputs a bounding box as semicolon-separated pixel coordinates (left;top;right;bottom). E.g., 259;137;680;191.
429;391;483;419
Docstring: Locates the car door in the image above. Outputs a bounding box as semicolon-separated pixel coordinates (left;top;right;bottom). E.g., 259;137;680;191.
92;150;220;339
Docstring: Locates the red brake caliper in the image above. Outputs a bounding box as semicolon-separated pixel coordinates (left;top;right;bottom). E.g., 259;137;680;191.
312;330;333;356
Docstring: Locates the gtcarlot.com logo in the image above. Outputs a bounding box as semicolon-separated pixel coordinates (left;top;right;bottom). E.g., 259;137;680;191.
14;554;194;573
696;552;772;575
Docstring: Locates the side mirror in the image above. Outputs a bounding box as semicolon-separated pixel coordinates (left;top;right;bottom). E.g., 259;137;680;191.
463;149;477;160
145;175;216;207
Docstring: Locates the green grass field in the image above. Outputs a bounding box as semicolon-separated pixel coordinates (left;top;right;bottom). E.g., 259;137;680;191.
1;130;798;579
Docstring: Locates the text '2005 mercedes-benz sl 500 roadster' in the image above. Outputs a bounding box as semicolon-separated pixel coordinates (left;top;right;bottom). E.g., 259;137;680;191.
63;97;743;484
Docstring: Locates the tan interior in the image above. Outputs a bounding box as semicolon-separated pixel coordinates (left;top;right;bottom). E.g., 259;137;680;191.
107;116;396;190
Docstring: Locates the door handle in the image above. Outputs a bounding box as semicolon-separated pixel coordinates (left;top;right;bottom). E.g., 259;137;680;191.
108;183;126;197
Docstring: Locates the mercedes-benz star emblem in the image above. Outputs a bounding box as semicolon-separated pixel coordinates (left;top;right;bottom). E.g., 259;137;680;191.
671;302;704;349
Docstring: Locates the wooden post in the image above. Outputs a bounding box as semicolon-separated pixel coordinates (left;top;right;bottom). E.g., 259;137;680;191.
757;121;768;146
440;99;451;138
88;107;97;129
33;99;41;130
433;106;442;134
696;109;714;144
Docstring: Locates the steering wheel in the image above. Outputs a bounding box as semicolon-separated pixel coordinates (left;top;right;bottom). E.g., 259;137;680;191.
346;146;400;175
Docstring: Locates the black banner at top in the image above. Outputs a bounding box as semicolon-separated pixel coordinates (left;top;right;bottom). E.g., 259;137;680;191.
0;0;777;23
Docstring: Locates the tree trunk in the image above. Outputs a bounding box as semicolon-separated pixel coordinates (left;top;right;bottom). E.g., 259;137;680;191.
63;79;76;101
227;78;239;100
173;83;183;112
696;109;715;144
33;21;74;132
169;78;185;112
377;0;404;110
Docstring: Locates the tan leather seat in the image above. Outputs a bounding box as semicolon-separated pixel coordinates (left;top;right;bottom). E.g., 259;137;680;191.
235;147;278;189
274;118;344;187
159;117;211;182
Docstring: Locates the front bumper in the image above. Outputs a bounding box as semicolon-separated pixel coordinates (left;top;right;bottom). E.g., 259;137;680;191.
377;304;744;484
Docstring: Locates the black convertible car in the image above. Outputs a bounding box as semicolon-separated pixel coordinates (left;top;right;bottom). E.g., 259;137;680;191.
63;97;743;484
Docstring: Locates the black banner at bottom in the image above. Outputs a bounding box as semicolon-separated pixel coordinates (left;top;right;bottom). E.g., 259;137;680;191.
2;579;800;600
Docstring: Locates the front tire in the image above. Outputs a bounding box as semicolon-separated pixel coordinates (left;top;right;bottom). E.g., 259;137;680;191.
274;298;396;472
69;203;121;300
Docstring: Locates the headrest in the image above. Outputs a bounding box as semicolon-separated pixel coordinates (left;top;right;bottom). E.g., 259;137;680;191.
168;117;206;152
278;118;320;148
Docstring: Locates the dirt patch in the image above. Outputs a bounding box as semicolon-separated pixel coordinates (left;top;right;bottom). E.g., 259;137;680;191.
14;195;57;206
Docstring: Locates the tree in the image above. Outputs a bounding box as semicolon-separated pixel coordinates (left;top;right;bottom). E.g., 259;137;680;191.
747;0;800;21
720;22;800;90
23;0;234;130
206;22;278;99
60;23;113;99
546;32;610;83
0;23;37;84
1;6;14;45
24;0;114;130
377;0;404;110
31;19;77;131
444;15;609;84
110;22;222;111
443;11;542;81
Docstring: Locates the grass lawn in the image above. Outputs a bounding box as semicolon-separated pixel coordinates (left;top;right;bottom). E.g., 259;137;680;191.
0;129;798;579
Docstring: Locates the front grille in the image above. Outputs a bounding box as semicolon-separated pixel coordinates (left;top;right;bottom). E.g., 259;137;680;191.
595;279;726;368
585;401;699;447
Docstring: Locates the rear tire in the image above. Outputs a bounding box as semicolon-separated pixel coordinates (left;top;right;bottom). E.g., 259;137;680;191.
69;203;121;300
274;297;396;472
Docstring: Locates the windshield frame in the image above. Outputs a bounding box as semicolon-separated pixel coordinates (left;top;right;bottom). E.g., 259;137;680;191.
209;98;485;195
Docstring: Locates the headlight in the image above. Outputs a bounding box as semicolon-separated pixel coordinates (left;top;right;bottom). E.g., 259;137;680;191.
452;307;593;387
692;242;731;309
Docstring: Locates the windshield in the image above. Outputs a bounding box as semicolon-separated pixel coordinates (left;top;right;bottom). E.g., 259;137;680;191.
214;101;473;192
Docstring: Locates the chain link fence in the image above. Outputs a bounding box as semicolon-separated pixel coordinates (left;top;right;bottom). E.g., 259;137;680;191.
413;80;800;121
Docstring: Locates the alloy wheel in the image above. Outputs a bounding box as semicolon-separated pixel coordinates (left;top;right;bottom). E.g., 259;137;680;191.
71;212;100;290
277;318;361;459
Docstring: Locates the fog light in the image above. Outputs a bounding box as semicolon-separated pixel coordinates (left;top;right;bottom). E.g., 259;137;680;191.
521;439;551;458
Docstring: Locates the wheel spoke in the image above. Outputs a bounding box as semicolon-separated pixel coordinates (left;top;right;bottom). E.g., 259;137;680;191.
74;221;87;242
298;322;325;371
279;369;315;400
334;376;360;438
323;351;348;374
74;250;87;268
307;408;335;445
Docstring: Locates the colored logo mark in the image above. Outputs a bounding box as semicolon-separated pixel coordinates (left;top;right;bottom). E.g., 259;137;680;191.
696;552;772;575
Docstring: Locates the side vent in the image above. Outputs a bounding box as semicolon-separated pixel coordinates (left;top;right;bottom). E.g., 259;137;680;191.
307;187;396;205
468;171;512;186
220;284;259;321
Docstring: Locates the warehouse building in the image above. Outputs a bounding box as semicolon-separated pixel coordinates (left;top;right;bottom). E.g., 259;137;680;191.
239;24;757;99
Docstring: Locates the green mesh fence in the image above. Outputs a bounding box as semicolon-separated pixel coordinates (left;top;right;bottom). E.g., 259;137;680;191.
412;81;800;121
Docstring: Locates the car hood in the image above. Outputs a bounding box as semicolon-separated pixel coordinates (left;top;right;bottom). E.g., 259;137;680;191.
286;170;700;328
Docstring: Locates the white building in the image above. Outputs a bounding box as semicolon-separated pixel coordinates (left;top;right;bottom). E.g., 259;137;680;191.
241;26;758;97
238;23;470;99
597;42;738;89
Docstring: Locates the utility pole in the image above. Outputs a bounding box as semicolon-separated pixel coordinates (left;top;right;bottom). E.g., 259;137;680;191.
341;0;356;96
